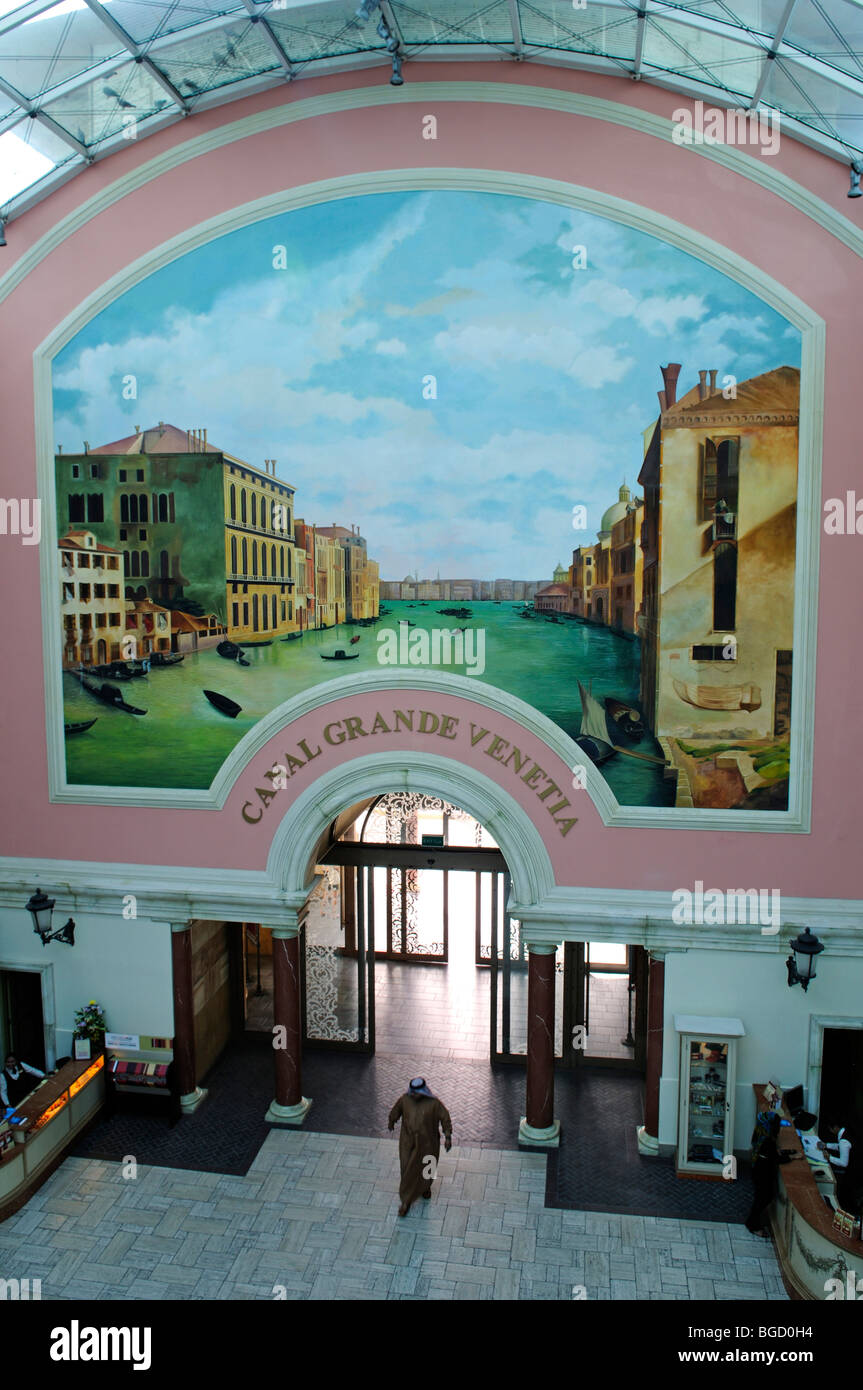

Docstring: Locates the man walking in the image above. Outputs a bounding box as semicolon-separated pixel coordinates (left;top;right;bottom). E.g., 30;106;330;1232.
388;1077;453;1217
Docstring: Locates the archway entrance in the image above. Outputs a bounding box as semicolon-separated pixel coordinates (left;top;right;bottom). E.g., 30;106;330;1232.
232;792;645;1075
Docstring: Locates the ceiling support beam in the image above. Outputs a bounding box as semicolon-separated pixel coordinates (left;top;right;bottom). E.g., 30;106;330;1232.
750;0;799;109
241;0;295;78
82;0;189;112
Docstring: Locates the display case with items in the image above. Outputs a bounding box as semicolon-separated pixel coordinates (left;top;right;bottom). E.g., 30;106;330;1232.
674;1016;745;1178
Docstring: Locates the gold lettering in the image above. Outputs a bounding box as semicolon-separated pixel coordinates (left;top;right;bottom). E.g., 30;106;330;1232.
370;712;392;734
394;709;414;732
546;796;571;817
343;716;368;741
505;746;528;774
438;715;459;739
418;711;439;735
469;723;490;748
256;786;277;809
241;800;263;824
536;779;563;803
555;816;578;837
298;738;321;761
522;763;545;790
485;735;509;763
324;720;346;745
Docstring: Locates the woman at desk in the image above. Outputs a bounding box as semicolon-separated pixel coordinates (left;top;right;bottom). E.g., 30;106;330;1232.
0;1053;46;1110
820;1124;860;1214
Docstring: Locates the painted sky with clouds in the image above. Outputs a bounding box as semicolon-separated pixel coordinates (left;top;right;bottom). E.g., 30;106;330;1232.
53;190;801;582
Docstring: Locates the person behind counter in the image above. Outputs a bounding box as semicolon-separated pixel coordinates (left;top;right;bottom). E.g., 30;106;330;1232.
0;1054;46;1110
819;1124;861;1215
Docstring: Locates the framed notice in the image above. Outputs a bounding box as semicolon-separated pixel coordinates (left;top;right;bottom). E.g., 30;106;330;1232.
105;1033;139;1050
73;1038;91;1060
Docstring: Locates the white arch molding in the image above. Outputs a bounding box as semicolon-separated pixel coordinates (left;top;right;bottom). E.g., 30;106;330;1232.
35;159;825;833
265;750;556;910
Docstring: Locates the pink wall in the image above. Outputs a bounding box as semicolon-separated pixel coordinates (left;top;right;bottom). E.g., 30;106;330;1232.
1;64;861;894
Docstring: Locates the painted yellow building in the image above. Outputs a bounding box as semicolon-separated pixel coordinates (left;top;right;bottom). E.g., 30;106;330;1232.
638;365;798;742
60;531;125;667
224;457;302;640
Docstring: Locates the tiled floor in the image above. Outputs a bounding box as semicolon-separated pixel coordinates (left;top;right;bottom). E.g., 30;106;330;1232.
0;1131;787;1301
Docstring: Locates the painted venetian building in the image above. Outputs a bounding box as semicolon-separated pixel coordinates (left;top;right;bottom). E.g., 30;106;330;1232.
3;6;863;1313
610;497;644;635
639;365;798;747
59;531;125;668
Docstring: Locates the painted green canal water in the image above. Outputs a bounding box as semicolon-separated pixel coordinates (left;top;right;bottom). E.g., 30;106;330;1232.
62;601;673;805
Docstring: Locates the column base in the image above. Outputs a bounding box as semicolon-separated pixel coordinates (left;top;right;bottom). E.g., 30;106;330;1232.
266;1096;312;1126
180;1087;208;1114
636;1124;660;1156
518;1117;561;1149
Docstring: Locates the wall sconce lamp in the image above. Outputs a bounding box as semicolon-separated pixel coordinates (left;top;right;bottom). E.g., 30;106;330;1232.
849;162;862;199
26;890;76;947
785;927;823;991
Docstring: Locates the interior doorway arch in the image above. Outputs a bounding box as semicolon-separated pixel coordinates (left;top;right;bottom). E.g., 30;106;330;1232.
266;750;557;910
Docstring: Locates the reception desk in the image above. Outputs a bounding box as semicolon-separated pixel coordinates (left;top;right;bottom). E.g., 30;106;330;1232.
755;1085;863;1300
0;1056;105;1221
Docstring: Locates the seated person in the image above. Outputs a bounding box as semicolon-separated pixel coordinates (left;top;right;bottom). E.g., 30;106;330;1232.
0;1053;46;1111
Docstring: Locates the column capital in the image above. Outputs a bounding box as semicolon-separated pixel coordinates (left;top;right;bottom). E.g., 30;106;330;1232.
170;921;193;934
269;920;301;940
526;942;558;956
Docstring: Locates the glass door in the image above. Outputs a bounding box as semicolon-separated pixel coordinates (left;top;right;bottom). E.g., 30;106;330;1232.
300;865;375;1052
562;943;646;1069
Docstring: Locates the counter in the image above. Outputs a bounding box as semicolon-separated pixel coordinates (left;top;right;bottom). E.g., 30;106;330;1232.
755;1085;863;1300
0;1056;105;1221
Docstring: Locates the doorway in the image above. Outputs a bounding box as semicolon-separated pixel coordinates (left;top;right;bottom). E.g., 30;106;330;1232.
0;969;46;1070
562;943;647;1070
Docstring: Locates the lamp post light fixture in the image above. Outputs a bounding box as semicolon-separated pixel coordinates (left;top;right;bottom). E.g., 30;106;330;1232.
26;889;76;947
785;927;823;991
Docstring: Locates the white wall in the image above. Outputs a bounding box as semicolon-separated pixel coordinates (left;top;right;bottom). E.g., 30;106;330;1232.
0;908;173;1062
659;948;863;1151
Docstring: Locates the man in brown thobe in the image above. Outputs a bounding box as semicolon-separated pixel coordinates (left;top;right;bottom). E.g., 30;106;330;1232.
388;1077;453;1216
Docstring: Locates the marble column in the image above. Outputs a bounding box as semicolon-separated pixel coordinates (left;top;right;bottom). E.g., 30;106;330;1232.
265;922;312;1125
637;951;666;1156
519;943;561;1148
170;922;207;1114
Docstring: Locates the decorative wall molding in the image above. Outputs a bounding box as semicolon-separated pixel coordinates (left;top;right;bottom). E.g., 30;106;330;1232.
1;846;863;956
34;168;824;833
4;78;863;309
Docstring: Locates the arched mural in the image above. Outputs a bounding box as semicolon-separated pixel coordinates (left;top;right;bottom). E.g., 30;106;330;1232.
52;188;802;812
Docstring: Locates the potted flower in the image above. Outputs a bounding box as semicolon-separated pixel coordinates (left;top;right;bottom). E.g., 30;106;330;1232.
73;1000;107;1055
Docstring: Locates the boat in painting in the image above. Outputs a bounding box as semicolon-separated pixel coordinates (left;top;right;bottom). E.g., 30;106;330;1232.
64;718;97;736
216;640;250;666
321;649;360;661
576;681;616;766
605;696;645;740
203;689;242;718
673;680;762;712
149;652;184;667
77;674;147;715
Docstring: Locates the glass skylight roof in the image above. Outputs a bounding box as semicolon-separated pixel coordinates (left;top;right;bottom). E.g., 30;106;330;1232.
0;0;860;221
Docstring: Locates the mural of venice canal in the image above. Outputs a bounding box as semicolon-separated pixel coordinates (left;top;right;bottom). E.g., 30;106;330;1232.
53;189;802;807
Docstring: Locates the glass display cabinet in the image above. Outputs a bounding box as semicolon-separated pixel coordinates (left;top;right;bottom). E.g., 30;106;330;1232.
674;1015;746;1178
